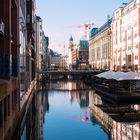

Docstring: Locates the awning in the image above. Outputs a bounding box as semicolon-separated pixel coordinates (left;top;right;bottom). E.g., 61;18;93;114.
116;71;140;81
96;71;115;79
96;71;140;81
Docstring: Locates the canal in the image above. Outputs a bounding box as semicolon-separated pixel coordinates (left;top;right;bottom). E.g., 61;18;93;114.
12;80;140;140
12;80;110;140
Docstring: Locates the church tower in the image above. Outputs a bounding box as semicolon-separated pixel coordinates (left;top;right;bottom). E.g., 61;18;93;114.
68;36;74;68
69;35;73;51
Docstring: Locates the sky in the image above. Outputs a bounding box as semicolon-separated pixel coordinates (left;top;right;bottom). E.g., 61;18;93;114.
36;0;127;55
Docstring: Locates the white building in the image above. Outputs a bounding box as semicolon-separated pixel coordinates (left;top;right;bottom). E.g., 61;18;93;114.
19;0;27;97
68;36;74;69
35;16;46;80
60;55;69;70
112;0;140;72
35;16;44;72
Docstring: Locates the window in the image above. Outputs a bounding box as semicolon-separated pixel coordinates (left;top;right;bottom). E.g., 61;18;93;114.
134;20;138;27
20;72;25;84
127;35;131;40
27;14;30;23
135;55;138;60
127;24;131;30
118;56;120;61
134;33;138;38
128;45;131;50
123;37;125;42
135;44;138;49
128;55;131;62
134;130;138;138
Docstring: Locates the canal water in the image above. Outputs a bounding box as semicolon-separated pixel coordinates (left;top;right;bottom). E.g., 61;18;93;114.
12;80;140;140
12;80;110;140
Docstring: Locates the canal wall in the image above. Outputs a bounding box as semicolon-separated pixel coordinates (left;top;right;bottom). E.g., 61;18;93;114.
20;79;37;109
9;79;37;140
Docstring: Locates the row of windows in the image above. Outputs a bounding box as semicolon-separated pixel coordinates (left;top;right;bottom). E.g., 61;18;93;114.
116;55;138;62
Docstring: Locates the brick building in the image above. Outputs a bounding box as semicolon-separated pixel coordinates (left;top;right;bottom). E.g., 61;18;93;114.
0;0;20;139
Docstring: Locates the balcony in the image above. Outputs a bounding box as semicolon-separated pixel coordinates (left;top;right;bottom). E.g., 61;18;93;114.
0;20;5;37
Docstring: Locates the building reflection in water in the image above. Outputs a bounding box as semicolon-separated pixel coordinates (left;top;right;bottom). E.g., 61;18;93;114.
89;90;140;140
44;81;91;123
43;80;91;91
12;80;131;140
14;94;36;140
70;91;89;108
36;90;49;140
43;80;90;109
12;89;49;140
11;80;140;140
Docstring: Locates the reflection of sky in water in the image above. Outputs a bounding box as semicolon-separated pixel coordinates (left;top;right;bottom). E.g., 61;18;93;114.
43;91;109;140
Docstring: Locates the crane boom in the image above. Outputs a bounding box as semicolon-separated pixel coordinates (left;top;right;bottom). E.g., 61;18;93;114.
76;23;94;39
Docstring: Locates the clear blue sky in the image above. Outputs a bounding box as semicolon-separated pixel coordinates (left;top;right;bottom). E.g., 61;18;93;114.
36;0;127;54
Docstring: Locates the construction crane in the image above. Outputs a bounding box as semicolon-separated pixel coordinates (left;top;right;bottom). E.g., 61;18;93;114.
75;23;94;39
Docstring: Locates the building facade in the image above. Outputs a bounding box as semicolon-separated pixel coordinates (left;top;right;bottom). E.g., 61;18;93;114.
43;36;49;70
68;36;74;69
112;0;140;72
89;19;112;70
19;0;27;98
35;16;44;72
68;36;89;70
25;0;36;92
77;39;89;70
60;55;69;70
0;0;20;139
50;55;61;70
71;45;78;69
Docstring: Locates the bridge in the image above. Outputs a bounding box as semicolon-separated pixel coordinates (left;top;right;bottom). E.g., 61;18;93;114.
37;70;101;81
37;70;99;75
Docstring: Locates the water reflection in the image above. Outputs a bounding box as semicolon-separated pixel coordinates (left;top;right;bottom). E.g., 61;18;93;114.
43;86;109;140
18;95;36;140
12;80;140;140
36;90;49;140
89;91;140;140
41;80;91;91
13;90;49;140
